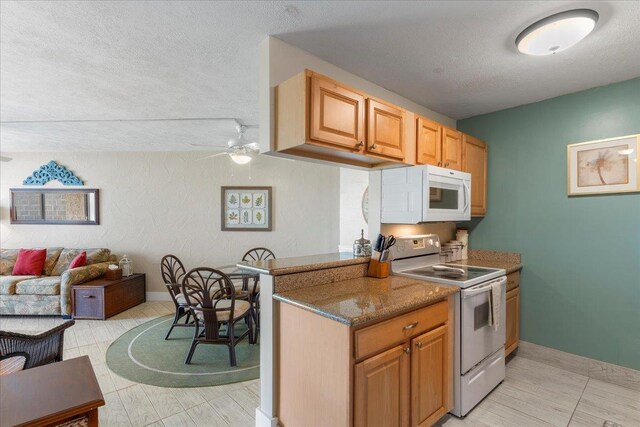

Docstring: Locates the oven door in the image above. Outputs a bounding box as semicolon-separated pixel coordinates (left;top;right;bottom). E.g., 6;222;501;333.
460;277;506;374
423;170;470;222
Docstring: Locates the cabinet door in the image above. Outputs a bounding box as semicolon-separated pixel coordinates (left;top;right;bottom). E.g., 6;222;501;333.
505;287;520;356
381;166;423;224
441;127;463;171
416;116;441;166
355;345;410;427
367;99;405;160
309;75;365;150
411;325;449;427
462;134;487;216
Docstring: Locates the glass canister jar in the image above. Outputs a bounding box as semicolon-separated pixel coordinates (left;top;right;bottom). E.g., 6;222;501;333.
353;229;372;257
119;254;133;277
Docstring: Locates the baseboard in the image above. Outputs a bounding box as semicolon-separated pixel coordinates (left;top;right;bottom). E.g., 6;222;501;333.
255;408;278;427
146;292;171;302
518;340;640;391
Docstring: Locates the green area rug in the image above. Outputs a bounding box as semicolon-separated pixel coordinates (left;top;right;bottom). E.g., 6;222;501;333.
106;315;259;387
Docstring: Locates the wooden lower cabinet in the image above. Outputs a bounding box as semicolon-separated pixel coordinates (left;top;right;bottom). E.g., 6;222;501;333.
278;296;454;427
505;286;520;356
354;345;410;427
411;325;449;426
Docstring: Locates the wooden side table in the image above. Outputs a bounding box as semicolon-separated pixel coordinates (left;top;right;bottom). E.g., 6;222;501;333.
0;356;105;427
72;273;146;320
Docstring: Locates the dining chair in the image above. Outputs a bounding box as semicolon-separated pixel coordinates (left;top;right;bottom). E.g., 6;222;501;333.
241;247;276;343
0;320;75;374
160;254;193;340
181;268;253;366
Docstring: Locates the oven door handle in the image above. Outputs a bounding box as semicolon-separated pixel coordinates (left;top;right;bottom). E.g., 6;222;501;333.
461;277;506;299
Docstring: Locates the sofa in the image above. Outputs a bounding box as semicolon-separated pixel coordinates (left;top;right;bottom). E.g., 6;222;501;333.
0;248;112;318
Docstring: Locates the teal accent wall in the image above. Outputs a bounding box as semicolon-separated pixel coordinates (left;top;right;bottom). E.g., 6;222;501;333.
458;78;640;370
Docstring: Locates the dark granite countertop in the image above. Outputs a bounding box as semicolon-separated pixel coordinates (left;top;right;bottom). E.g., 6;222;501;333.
460;249;523;274
237;252;369;276
273;275;459;327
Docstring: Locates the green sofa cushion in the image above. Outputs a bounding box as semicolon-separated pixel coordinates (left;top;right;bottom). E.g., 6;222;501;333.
15;277;61;296
51;248;111;275
0;276;37;295
0;249;19;276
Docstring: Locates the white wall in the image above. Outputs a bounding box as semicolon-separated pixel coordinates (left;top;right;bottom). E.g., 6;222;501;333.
0;152;340;295
338;168;369;249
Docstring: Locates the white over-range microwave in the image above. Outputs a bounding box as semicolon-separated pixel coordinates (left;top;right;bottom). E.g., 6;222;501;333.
381;165;471;223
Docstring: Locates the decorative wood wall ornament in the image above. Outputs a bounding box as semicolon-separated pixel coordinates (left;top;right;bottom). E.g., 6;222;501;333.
23;161;84;186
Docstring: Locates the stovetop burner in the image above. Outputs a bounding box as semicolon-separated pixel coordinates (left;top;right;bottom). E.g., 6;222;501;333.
405;264;502;281
396;263;505;288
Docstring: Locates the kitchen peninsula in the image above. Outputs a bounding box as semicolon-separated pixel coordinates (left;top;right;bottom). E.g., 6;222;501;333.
239;253;460;427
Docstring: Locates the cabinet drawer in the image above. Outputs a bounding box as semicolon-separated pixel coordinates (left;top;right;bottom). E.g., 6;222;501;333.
74;288;104;319
355;300;448;360
507;271;520;292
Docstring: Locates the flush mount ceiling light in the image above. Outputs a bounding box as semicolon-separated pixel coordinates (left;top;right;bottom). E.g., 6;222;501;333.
516;9;599;56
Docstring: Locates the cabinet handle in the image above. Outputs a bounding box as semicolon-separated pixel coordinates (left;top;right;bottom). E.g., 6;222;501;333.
370;144;378;149
445;162;450;167
82;295;95;299
404;347;411;354
416;341;423;349
403;321;418;330
355;141;364;148
438;161;442;166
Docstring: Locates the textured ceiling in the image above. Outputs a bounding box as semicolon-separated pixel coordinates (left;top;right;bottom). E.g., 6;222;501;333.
1;1;639;152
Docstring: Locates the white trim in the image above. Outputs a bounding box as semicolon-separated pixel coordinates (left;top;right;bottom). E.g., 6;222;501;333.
146;292;171;302
255;408;278;427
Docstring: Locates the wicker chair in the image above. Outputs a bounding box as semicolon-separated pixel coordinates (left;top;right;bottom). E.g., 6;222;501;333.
181;268;253;366
241;247;276;343
0;320;75;370
161;254;194;340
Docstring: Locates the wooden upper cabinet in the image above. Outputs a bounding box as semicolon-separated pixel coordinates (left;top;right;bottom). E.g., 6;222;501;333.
366;99;405;160
441;127;463;171
309;74;365;151
462;134;488;216
411;325;449;427
355;345;410;427
416;116;441;166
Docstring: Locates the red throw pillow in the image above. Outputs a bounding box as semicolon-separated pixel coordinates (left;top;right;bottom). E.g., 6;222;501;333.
12;249;47;275
69;251;87;269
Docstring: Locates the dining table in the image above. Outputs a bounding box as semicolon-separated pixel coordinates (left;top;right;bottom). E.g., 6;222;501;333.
216;264;260;296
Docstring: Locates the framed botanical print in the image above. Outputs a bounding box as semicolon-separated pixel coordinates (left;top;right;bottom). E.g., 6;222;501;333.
221;186;272;231
567;134;639;196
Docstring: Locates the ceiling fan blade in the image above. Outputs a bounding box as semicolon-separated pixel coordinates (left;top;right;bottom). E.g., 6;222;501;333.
197;152;230;160
0;156;12;162
188;143;229;150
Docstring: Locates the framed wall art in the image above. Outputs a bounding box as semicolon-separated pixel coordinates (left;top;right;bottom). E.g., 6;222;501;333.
567;134;639;196
221;186;272;231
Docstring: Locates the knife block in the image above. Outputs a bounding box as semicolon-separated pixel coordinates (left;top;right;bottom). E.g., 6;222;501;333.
368;259;390;279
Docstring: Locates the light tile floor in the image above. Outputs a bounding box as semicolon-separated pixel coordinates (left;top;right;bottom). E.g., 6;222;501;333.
2;301;638;427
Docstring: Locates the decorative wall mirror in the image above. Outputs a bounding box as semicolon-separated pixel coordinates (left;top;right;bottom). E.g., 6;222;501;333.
10;188;100;225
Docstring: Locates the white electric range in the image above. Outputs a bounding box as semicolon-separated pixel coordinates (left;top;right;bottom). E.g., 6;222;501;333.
391;234;507;417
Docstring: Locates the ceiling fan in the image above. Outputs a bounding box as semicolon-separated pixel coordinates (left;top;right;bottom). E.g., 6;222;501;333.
194;119;259;164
